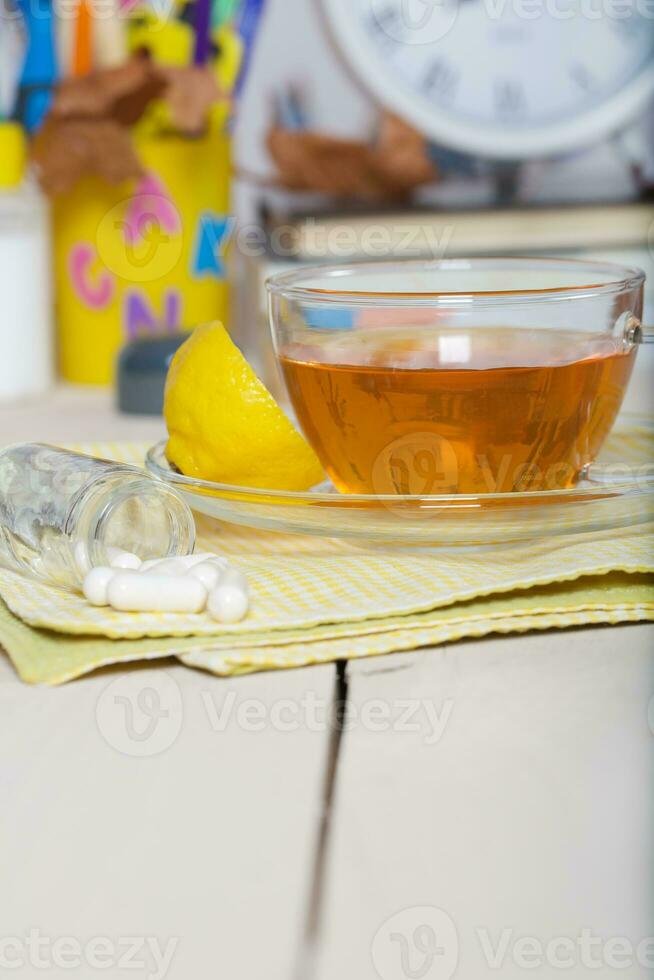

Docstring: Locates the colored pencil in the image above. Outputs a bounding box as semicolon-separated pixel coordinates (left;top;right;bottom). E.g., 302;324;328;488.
193;0;212;65
94;0;127;68
212;0;239;27
16;0;58;131
233;0;265;98
73;0;93;75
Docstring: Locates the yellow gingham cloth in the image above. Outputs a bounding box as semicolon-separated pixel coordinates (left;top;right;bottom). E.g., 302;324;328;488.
0;442;652;685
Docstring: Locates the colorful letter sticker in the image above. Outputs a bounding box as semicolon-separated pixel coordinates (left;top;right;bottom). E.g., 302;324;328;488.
69;243;115;310
124;289;182;339
191;213;233;279
123;174;181;246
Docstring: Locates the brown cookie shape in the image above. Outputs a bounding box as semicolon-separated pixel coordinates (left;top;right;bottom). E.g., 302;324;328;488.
32;56;224;194
33;118;143;195
267;113;438;202
158;66;223;136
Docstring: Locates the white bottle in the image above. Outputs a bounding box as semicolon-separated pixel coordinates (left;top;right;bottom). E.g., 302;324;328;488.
0;123;54;401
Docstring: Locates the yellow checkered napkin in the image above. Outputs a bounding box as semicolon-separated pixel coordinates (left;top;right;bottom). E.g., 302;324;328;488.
0;443;652;685
1;574;652;685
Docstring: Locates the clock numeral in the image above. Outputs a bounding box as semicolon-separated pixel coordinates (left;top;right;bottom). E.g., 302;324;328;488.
494;80;526;119
423;58;458;102
612;16;641;42
569;62;594;92
368;5;404;46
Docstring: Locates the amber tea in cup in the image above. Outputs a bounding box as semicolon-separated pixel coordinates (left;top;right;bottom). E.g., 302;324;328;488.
268;259;645;495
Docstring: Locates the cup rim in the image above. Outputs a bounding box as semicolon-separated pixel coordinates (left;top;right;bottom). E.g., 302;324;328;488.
265;256;646;308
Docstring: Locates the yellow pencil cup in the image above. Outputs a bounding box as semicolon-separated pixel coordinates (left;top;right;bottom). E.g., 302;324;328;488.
53;128;231;385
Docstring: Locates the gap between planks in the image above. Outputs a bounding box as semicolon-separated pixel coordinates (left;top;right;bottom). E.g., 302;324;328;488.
292;659;349;980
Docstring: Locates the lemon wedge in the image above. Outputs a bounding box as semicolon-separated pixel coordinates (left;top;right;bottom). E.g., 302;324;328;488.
164;323;324;491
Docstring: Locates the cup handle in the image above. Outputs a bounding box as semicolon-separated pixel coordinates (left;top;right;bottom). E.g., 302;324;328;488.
625;316;654;345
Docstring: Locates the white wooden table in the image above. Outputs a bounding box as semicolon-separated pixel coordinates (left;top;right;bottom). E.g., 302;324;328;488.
1;388;653;980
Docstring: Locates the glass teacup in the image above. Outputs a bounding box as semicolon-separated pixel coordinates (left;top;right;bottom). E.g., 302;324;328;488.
267;258;647;495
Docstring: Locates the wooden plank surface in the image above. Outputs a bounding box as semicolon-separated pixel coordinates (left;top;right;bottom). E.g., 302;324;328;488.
0;386;166;444
0;391;340;979
0;654;336;980
316;627;654;980
3;388;654;980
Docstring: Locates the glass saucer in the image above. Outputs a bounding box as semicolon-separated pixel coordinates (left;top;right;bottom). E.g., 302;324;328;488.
146;418;653;549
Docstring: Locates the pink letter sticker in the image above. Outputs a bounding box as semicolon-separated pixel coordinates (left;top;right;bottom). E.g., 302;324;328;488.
123;174;181;247
69;243;115;310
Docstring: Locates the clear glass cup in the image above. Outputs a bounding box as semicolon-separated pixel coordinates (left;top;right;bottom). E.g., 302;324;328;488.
0;444;196;590
267;257;649;496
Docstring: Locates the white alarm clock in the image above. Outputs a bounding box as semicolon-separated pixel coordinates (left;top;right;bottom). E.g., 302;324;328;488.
322;0;654;159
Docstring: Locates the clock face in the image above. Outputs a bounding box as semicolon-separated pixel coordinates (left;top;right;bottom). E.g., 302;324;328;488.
323;0;654;158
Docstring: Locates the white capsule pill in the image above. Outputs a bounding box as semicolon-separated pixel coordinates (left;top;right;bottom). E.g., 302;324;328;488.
82;566;116;606
139;553;226;573
183;553;228;569
138;558;182;574
187;561;223;591
107;572;208;613
208;569;249;624
208;584;250;624
218;566;249;593
107;548;142;570
139;558;167;573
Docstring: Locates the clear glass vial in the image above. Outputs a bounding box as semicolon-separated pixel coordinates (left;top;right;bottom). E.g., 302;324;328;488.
0;444;196;590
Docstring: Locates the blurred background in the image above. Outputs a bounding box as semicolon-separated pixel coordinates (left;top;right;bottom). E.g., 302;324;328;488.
1;0;653;423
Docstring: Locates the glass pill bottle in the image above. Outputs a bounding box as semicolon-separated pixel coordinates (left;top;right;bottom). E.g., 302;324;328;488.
0;444;195;590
